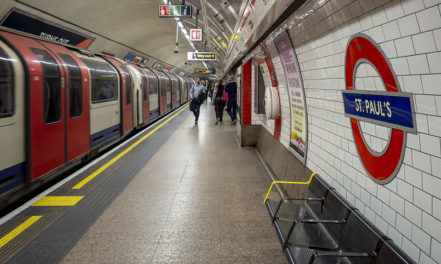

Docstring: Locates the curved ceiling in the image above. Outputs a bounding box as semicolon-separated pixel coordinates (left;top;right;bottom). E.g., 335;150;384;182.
17;0;250;75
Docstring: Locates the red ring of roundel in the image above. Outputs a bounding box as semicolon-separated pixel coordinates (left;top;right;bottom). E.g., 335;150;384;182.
345;35;405;182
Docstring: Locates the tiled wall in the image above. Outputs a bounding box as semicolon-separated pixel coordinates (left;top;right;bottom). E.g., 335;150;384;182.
248;0;441;263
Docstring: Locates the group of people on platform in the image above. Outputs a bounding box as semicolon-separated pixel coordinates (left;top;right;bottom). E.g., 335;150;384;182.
189;77;237;125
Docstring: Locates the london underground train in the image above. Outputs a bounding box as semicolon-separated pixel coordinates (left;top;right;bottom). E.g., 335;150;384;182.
0;29;193;207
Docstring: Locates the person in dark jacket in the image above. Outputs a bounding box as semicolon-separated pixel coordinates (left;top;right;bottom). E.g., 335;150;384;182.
225;79;237;125
214;80;226;125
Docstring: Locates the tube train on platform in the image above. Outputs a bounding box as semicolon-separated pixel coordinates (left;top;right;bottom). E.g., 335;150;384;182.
0;29;193;207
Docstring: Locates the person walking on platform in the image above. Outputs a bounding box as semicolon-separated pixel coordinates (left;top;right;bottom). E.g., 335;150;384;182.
214;80;227;125
225;78;238;125
190;78;206;125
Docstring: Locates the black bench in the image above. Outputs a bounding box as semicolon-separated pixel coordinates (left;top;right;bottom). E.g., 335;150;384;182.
264;174;415;264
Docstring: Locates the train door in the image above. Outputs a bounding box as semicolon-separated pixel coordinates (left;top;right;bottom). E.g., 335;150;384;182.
165;75;172;110
39;41;90;162
0;31;66;180
176;75;181;105
165;73;177;108
150;69;167;115
143;68;158;119
105;58;133;135
133;65;149;125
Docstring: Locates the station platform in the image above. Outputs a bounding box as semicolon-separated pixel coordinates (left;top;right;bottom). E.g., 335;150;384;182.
0;102;286;264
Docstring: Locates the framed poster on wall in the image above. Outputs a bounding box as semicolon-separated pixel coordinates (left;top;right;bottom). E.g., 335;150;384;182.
274;30;308;163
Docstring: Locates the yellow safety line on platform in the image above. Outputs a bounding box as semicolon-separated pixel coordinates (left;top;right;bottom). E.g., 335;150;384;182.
263;172;318;204
73;105;189;190
32;196;84;206
0;216;42;248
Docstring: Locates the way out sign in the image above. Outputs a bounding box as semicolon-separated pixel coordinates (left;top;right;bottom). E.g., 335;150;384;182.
190;29;202;42
343;33;416;184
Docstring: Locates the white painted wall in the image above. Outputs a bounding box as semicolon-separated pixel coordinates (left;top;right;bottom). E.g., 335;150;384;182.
249;0;441;263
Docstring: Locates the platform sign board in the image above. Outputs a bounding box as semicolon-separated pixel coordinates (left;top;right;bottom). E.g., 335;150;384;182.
187;52;216;61
1;9;95;48
190;29;202;42
343;33;416;184
159;5;192;18
275;31;308;163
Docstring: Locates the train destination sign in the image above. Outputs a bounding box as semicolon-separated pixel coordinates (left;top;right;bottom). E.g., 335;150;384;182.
342;91;415;132
344;33;417;184
159;5;192;17
1;9;94;48
187;52;216;61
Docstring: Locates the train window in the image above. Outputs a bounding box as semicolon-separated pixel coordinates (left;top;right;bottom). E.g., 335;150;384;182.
143;69;158;94
31;48;61;124
0;47;14;118
80;58;118;103
58;53;82;118
161;79;166;97
118;65;132;105
141;75;147;101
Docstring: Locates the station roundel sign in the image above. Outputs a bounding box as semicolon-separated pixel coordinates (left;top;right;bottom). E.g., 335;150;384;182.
345;34;408;184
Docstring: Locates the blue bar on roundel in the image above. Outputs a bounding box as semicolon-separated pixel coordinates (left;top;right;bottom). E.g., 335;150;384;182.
342;91;415;131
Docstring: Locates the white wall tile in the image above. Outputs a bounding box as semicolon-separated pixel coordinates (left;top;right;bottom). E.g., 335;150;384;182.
396;213;413;238
401;0;425;14
383;20;402;41
412;150;432;173
413;188;432;213
431;238;441;264
415;95;437;114
405;164;423;187
423;0;441;7
422;74;441;94
408;54;430;74
391;57;411;74
398;14;421;36
419;252;438;264
412;32;437;54
433;197;441;220
423;173;441;199
390;191;406;214
422;212;441;241
416;6;441;31
420;133;441;156
398;179;414;201
385;0;405;20
427;45;441;72
395;36;416;56
403;75;423;93
428;116;441;137
432;156;441;178
402;237;421;262
405;201;423;226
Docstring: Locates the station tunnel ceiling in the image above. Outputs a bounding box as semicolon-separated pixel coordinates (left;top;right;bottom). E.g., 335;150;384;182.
13;0;250;75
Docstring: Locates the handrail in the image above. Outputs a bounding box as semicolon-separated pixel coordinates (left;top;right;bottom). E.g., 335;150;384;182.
263;172;318;204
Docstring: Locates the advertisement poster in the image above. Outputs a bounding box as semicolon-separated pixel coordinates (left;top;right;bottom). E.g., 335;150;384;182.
275;31;307;163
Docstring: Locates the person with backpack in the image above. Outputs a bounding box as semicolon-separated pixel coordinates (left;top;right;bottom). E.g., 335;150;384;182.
214;80;227;125
225;78;238;125
189;78;206;125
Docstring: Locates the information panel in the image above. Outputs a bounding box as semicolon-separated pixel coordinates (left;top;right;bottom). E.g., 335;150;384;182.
275;31;307;162
187;52;216;61
159;5;192;17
